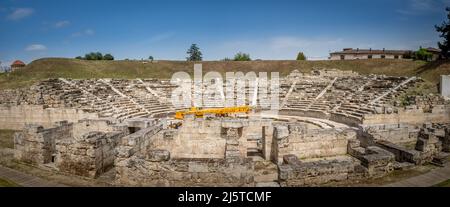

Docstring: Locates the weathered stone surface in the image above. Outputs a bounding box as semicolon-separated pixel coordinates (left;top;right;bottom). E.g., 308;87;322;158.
278;155;359;187
115;157;255;187
3;73;450;187
147;149;170;162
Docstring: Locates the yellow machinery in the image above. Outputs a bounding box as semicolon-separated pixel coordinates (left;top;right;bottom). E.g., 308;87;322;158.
175;106;251;120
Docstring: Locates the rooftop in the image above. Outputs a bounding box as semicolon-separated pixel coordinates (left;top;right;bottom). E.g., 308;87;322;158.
330;48;412;55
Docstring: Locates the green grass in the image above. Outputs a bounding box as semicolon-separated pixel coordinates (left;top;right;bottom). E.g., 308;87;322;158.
0;130;16;149
2;58;447;90
0;178;20;187
434;179;450;187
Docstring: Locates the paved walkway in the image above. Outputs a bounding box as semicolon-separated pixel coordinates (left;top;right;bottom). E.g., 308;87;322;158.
384;163;450;187
0;166;66;187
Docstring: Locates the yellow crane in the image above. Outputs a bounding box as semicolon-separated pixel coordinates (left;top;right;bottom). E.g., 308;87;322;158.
174;106;252;120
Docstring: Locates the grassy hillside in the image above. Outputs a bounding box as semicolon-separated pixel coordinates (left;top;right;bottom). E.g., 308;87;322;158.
0;58;449;90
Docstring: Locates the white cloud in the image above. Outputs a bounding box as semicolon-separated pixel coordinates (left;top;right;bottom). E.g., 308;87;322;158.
7;8;34;20
55;20;70;28
397;0;445;15
71;29;95;37
84;29;95;35
25;44;47;51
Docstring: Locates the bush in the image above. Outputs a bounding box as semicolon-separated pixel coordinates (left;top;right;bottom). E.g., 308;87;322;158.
414;48;433;61
233;52;251;61
103;54;114;60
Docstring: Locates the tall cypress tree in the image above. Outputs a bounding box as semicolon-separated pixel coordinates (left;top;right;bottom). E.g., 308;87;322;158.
296;52;306;60
186;44;203;61
436;7;450;58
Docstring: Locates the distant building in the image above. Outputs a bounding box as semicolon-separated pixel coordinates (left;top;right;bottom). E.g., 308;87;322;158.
329;48;412;60
424;47;442;61
10;60;26;72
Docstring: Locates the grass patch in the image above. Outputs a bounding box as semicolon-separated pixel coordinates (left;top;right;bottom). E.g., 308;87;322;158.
0;178;20;187
0;130;16;149
396;81;438;106
1;58;441;90
434;179;450;187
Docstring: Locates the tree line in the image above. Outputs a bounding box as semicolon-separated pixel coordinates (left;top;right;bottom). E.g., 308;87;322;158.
76;52;114;61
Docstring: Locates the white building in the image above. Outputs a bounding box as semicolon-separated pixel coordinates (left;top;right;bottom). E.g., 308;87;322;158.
329;48;412;60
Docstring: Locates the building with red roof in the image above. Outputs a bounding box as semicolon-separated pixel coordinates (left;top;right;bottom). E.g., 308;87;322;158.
10;60;26;71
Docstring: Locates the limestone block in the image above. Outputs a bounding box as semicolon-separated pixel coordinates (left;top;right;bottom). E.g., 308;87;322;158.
274;125;289;139
283;154;299;165
147;149;170;162
187;162;210;173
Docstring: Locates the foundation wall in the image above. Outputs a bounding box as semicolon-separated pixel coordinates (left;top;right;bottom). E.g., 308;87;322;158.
362;106;450;126
14;121;73;165
0;105;98;130
361;124;419;144
273;124;356;163
116;123;163;162
115;157;254;187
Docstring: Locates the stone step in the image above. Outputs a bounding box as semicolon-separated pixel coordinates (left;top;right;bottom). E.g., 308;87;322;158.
255;182;280;187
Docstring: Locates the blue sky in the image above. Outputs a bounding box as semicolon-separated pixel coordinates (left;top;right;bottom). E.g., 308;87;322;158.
0;0;449;66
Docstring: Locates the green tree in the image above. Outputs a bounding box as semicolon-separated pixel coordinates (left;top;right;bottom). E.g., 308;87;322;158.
414;48;433;61
233;52;251;61
84;53;95;60
83;52;107;60
296;52;307;60
95;52;103;60
186;44;202;61
149;56;154;61
75;56;83;60
103;54;114;60
436;7;450;58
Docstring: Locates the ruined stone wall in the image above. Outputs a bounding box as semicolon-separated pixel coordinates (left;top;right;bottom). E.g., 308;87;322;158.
347;140;396;177
273;123;356;163
14;119;129;178
73;119;126;138
372;125;446;165
278;139;397;187
115;156;254;187
361;124;419;145
375;140;421;164
278;155;360;187
170;118;226;159
147;118;268;160
14;121;73;165
116;123;163;162
56;130;126;178
0;105;98;130
0;89;22;105
362;105;450;126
